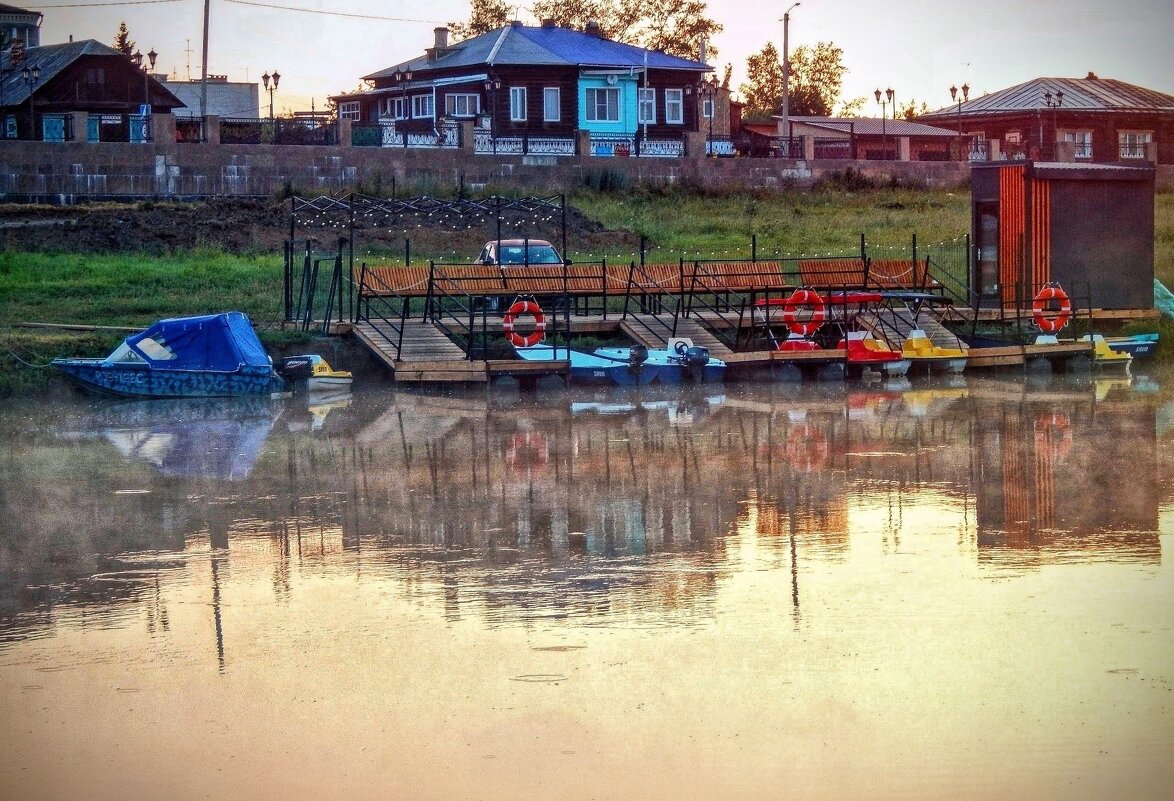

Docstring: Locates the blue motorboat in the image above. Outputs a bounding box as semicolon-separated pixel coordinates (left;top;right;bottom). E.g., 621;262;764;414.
1105;333;1158;358
52;312;286;398
515;340;725;386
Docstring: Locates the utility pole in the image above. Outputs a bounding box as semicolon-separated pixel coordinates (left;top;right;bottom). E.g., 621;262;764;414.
779;2;800;157
199;0;210;122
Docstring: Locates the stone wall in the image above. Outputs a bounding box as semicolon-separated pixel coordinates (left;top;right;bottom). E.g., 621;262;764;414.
2;141;1171;203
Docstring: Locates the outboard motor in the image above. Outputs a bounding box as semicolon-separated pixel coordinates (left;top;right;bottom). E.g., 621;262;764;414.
683;346;710;367
628;344;649;368
277;355;314;381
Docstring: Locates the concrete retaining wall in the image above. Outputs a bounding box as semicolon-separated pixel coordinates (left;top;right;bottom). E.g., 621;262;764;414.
2;142;1170;202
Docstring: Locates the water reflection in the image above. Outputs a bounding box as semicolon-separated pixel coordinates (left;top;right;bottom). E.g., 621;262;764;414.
0;373;1164;644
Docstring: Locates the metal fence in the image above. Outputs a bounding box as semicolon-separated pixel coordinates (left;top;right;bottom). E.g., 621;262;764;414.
221;117;339;145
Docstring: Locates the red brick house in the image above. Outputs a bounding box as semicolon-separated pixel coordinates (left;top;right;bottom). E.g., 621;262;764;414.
918;74;1174;164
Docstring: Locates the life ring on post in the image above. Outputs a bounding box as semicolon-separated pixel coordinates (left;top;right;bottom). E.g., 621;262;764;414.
502;299;547;347
781;288;827;338
1032;284;1072;334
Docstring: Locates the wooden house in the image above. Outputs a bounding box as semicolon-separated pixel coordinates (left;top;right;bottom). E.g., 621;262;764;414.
919;74;1174;164
331;21;713;156
1;39;184;141
970;161;1155;310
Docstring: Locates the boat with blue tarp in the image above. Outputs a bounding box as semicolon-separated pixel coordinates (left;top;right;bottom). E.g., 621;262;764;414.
52;312;287;398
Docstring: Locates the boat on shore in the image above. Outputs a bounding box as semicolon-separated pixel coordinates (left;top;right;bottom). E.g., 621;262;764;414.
52;312;287;398
1104;333;1158;358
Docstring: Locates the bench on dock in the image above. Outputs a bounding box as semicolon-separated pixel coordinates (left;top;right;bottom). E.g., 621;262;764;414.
685;262;790;293
798;258;939;291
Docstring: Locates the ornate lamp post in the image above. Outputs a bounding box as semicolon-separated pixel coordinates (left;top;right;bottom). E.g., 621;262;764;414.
949;82;970;160
131;49;158;142
483;75;499;155
874;88;887;159
701;77;718;156
395;67;412;150
261;70;280;119
21;64;40;140
1043;88;1064;160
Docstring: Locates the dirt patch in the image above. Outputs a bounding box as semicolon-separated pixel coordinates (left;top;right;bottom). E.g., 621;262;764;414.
0;197;637;258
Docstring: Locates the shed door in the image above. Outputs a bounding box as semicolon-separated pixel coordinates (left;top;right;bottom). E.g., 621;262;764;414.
975;202;999;300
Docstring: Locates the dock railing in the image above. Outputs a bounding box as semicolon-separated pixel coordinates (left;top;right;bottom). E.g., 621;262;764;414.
621;260;684;343
355;262;413;360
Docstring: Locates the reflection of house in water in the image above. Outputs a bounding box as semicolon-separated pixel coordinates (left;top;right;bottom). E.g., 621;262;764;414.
972;388;1160;562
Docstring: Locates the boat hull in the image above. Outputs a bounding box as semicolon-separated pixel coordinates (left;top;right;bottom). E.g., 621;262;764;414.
53;359;285;399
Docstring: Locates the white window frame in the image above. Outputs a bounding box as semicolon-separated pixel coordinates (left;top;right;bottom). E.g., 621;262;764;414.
509;86;527;122
444;93;480;118
411;93;434;119
1118;129;1152;159
585;87;620;122
1061;129;1093;160
638;88;656;124
664;88;683;124
338;101;360;121
543;87;560;122
702;97;715;119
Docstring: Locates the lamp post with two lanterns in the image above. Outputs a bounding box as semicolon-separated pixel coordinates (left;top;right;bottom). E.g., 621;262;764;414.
21;63;40;140
1043;88;1064;160
483;75;500;155
874;87;893;159
261;70;280;119
394;67;412;150
131;48;157;142
949;82;970;160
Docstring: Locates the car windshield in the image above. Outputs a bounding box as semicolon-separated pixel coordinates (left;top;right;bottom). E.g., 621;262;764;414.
497;244;562;265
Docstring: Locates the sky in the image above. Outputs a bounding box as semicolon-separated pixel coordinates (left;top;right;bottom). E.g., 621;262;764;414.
32;0;1174;116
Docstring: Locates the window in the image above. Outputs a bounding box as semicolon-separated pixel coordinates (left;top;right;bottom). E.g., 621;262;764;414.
411;94;434;119
585;87;620;122
543;87;560;122
702;97;715;119
444;93;480;117
84;67;105;85
665;89;683;124
1004;130;1021;143
1061;130;1093;159
638;88;655;124
1119;130;1152;159
339;101;360;121
509;86;527;121
392;97;406;120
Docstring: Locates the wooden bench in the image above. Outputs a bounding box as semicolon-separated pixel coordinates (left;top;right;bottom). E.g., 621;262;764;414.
685;262;791;293
797;258;939;291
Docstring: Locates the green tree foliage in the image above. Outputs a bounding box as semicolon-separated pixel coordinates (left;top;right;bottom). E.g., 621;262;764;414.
898;99;931;120
449;0;509;41
113;21;134;56
836;97;866;117
740;40;847;118
529;0;722;60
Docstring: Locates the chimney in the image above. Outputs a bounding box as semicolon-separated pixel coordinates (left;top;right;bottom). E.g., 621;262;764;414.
434;27;449;49
1086;71;1099;80
541;18;556;28
585;20;602;38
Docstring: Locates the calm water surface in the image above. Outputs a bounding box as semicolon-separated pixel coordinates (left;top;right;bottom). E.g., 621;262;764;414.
1;374;1171;801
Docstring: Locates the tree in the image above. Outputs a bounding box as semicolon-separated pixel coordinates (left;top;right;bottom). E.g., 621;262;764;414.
739;42;784;119
529;0;722;60
113;21;134;56
898;99;930;120
449;0;509;41
836;97;866;117
739;40;848;118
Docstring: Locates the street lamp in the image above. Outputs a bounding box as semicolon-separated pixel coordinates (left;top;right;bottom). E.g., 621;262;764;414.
779;2;800;158
21;64;39;140
483;75;499;155
701;77;718;156
132;48;157;142
395;67;412;150
874;87;888;159
949;82;970;161
1043;88;1064;160
261;70;280;119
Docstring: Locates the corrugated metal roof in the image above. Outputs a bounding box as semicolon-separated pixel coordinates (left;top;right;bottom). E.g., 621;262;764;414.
365;23;708;81
921;76;1174;119
1;40;182;108
776;115;958;137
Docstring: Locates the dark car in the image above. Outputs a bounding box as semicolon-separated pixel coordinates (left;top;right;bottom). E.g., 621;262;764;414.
478;239;565;267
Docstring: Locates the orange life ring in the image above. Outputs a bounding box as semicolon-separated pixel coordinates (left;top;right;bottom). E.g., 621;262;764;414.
781;289;827;338
506;432;549;470
502;299;547;347
1032;285;1072;334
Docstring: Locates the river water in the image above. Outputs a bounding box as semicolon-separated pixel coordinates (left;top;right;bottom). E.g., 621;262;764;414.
1;374;1171;801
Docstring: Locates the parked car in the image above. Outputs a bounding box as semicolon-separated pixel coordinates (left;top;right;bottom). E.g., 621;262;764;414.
478;239;566;267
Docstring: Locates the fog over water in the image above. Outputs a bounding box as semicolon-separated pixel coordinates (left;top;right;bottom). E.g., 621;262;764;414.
1;375;1171;801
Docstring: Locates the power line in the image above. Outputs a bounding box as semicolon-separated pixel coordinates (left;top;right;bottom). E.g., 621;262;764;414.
223;0;442;23
26;1;182;7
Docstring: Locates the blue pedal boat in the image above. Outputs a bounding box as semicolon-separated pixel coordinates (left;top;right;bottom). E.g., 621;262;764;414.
515;341;725;386
52;312;286;398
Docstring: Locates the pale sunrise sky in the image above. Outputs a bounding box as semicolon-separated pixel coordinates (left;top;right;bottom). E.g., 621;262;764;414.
31;0;1174;115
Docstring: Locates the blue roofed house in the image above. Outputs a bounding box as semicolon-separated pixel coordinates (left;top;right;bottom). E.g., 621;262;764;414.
331;20;714;157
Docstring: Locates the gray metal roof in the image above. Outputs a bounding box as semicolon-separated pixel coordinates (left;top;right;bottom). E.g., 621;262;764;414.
920;76;1174;119
365;22;709;81
1;39;183;108
777;115;959;137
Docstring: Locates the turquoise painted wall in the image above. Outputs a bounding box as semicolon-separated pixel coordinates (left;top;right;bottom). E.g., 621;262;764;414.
577;75;638;136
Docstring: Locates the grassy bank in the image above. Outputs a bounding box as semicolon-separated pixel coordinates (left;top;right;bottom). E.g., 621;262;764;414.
2;186;1172;396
